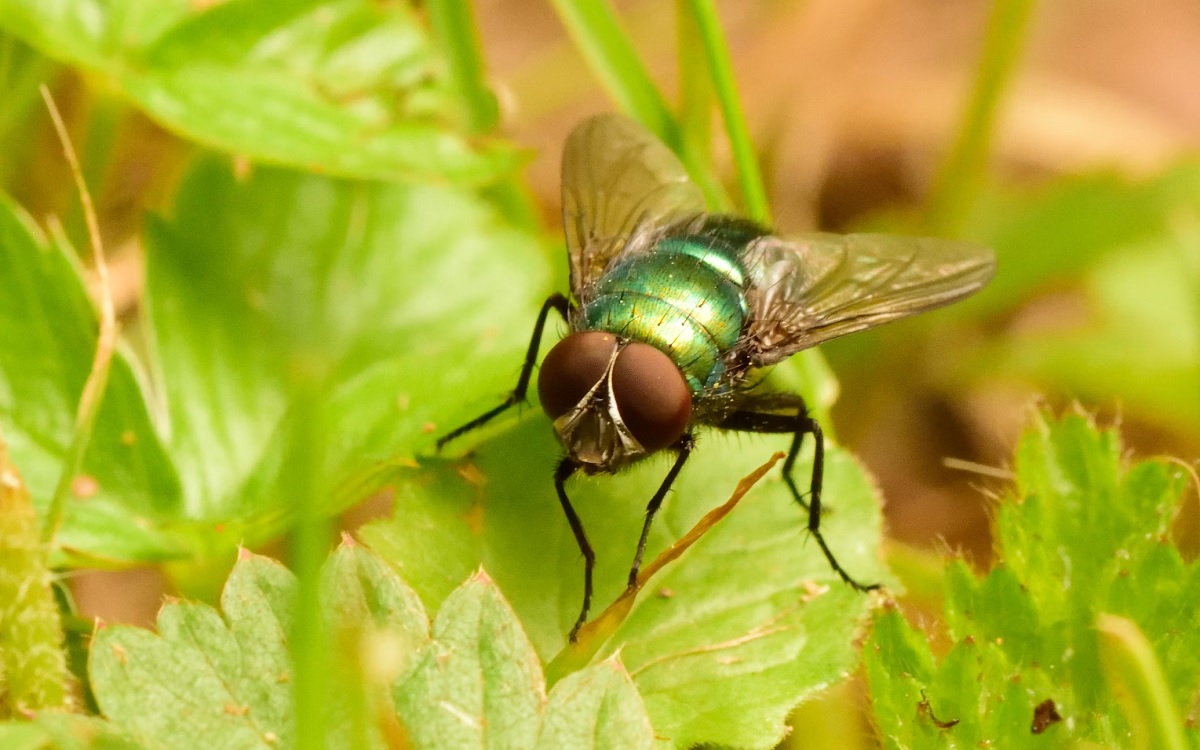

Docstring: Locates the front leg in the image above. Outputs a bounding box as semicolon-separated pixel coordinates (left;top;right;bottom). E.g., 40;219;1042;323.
553;458;594;642
627;435;695;589
719;393;881;593
437;293;571;450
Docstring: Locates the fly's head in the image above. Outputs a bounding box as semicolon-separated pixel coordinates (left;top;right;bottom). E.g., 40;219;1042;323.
538;332;692;472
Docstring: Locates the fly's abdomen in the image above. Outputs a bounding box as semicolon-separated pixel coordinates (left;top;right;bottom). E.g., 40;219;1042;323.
581;235;750;392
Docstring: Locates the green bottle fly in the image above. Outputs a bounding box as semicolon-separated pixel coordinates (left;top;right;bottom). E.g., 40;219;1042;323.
581;218;767;392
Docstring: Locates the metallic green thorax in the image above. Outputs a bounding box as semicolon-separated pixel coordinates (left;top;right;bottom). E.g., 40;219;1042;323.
582;219;766;392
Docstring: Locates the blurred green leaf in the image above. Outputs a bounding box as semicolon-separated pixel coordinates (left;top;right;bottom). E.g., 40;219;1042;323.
971;230;1200;434
967;161;1200;315
322;543;429;648
0;34;56;189
0;0;517;182
362;416;887;749
1097;614;1188;750
4;144;549;563
0;194;184;561
0;714;148;750
141;159;549;551
0;0;190;68
319;544;431;750
866;412;1200;748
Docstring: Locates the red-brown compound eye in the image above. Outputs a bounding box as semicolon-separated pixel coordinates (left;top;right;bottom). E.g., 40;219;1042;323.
610;342;692;452
538;332;619;420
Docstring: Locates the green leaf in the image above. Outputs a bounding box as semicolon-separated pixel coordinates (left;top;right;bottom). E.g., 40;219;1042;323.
393;571;656;750
969;229;1200;434
0;714;148;750
394;572;544;749
323;543;427;632
88;547;656;750
0;0;190;69
90;554;297;749
89;546;438;749
536;658;654;750
0;194;184;561
0;0;517;182
5;145;548;563
363;416;887;748
140;158;549;552
966;161;1200;315
1097;614;1188;750
0;35;57;191
866;412;1200;748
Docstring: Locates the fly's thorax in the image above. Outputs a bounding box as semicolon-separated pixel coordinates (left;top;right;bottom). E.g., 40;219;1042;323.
580;232;753;392
537;332;692;470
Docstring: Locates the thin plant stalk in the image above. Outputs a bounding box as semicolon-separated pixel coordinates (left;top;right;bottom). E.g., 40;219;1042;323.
683;0;770;225
289;385;331;750
426;0;499;135
39;86;116;545
923;0;1037;236
676;0;730;211
548;0;681;152
428;0;539;229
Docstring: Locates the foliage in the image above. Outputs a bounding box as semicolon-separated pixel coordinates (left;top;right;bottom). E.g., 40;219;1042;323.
0;0;1197;748
81;545;653;749
866;413;1199;748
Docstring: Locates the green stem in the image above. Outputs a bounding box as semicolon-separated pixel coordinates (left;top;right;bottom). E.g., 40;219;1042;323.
548;0;680;151
675;0;729;211
40;89;115;546
1097;613;1187;750
684;0;770;224
426;0;539;229
289;385;331;750
923;0;1036;236
426;0;498;135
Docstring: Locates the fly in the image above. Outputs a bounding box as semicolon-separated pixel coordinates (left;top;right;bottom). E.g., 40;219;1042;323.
438;114;996;640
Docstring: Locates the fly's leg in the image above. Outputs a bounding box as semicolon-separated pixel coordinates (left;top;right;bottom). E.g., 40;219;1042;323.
436;293;571;450
719;394;881;593
554;459;595;642
627;436;694;589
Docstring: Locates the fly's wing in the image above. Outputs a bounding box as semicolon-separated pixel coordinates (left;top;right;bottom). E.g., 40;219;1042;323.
741;233;996;365
561;114;706;300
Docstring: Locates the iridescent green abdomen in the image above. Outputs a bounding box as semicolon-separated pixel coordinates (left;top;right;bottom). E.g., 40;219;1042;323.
581;221;762;392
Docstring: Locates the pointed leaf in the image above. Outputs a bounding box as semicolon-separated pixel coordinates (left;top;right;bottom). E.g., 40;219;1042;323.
536;658;653;750
89;554;296;749
867;413;1200;748
394;572;545;750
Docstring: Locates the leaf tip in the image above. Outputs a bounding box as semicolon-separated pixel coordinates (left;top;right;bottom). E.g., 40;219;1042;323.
471;567;493;585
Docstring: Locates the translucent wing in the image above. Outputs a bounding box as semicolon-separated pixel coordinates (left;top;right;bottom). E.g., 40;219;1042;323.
741;233;996;365
561;114;706;298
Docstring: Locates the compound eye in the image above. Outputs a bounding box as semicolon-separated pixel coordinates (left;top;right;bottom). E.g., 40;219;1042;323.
538;332;618;420
610;342;692;452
